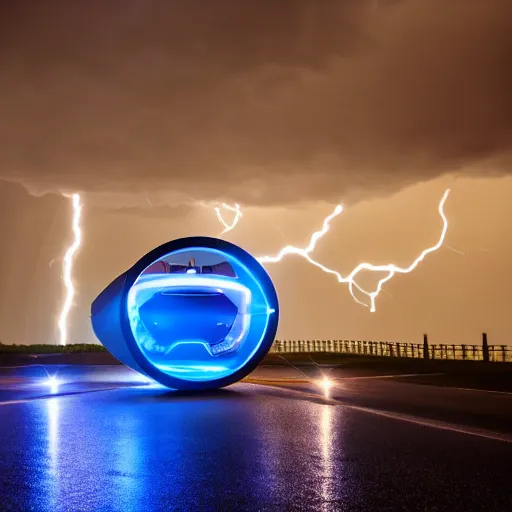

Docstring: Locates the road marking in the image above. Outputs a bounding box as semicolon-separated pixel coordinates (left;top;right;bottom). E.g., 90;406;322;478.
0;364;51;370
244;377;310;384
451;387;512;396
336;372;446;380
244;383;512;444
0;386;129;406
244;372;445;385
0;399;36;406
342;405;512;444
0;377;29;384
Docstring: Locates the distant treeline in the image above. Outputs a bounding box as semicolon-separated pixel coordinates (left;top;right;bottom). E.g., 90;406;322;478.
0;343;106;354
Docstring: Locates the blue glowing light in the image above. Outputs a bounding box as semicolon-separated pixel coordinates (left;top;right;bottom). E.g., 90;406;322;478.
91;237;279;391
46;375;62;394
128;273;252;357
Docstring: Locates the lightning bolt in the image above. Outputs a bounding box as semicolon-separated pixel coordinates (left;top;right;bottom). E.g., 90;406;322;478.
256;189;451;312
256;205;343;264
58;193;82;345
215;203;243;234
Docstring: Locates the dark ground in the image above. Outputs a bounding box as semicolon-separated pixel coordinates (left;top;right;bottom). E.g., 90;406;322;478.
263;353;512;392
0;363;511;511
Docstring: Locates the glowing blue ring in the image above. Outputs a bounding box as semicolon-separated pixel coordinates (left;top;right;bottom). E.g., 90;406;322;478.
108;237;278;390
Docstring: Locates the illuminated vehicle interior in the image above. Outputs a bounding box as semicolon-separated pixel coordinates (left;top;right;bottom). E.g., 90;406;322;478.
127;248;274;382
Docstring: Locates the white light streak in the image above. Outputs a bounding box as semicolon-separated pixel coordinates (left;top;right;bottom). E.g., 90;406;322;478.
215;203;243;234
58;193;82;345
256;189;451;312
447;245;467;258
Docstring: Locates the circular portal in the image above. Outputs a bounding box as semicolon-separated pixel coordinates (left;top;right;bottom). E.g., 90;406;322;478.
119;237;279;390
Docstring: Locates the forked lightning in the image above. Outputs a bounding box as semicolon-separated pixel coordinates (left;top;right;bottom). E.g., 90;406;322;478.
217;190;451;312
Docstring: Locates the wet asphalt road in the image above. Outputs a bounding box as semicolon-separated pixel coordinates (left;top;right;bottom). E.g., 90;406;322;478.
0;365;511;512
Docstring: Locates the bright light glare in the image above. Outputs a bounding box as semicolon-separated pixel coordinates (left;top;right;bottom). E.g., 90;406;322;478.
58;193;82;345
316;376;333;397
256;189;451;312
215;203;243;234
46;375;62;394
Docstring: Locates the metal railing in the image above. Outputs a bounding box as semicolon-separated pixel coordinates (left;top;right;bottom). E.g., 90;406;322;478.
270;333;512;363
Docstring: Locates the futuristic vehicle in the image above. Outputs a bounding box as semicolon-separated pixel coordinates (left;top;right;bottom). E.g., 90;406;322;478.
91;237;279;391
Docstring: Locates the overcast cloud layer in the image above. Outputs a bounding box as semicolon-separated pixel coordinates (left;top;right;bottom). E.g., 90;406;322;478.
1;0;511;206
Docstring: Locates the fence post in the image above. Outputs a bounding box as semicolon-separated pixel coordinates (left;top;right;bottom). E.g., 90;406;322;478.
423;333;429;360
482;332;489;363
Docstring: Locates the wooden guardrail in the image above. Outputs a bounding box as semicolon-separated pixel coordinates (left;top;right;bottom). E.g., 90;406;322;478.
270;333;511;363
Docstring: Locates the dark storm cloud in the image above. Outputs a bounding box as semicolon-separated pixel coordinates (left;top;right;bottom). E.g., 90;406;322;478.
0;0;511;206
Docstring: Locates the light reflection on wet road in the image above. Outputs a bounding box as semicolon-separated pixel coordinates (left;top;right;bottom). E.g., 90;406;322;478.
0;366;511;511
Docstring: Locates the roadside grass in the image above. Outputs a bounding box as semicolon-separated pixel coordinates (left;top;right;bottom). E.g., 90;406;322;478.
0;343;106;354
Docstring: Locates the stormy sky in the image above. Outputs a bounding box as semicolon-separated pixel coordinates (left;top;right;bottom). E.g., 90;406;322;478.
0;0;511;345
